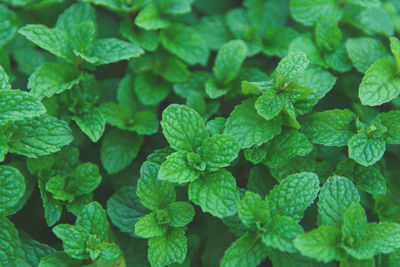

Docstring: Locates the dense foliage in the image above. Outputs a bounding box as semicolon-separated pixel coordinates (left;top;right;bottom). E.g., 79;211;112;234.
2;0;400;266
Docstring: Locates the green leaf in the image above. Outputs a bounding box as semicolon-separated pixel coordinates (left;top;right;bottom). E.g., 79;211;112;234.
346;222;400;259
55;2;96;36
100;242;120;260
16;232;55;266
91;38;144;65
348;132;385;166
345;37;389;73
18;24;72;60
224;98;282;149
213;40;247;84
167;202;195;227
107;186;148;237
0;5;17;48
137;161;176;210
39;251;81;267
315;15;341;52
374;110;400;144
135;3;171;30
159;0;194;14
100;129;143;174
188;169;240;218
294;225;344;263
46;176;74;202
206;117;226;135
269;172;320;221
390;37;400;70
194;15;233;50
275;52;309;81
342;204;368;251
318;176;360;227
336;159;386;195
255;90;289;120
359;59;400;106
237;191;270;230
290;0;342;26
158;151;200;184
72;108;105;142
148;228;187;267
38;178;63;227
263;129;313;168
302;109;356;146
288;34;324;66
198;134;239;169
52;225;89;260
6;115;73;158
161;104;208;152
135;212;169;238
220;231;269;267
134;72;170;105
0;65;11;90
0;90;45;122
28;62;84;100
262;26;299;58
76;202;108;241
352;7;393;37
262;215;304;253
0;216;20;266
67;163;101;196
160;23;209;65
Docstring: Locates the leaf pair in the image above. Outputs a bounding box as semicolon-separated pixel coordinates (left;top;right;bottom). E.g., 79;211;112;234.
295;176;400;264
159;104;241;218
135;161;194;267
303;109;400;166
53;202;120;261
221;172;320;267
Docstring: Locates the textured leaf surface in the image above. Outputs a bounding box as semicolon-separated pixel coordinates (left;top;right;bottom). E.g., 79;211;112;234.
348;133;385;166
52;225;89;260
0;166;25;215
167;202;195;227
0;216;20;266
237;191;270;229
199;134;239;169
91;38;144;65
0;90;45;122
224;98;282;149
72;108;105;142
76;202;108;241
275;52;309;81
318;176;360;227
158;151;199;184
290;0;342;26
188;169;240;218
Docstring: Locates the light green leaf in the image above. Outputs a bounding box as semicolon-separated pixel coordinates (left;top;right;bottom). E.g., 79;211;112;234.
318;176;360;227
159;0;194;14
237;191;270;230
0;216;20;266
167;201;195;227
72;108;105;142
262;215;304;253
336;159;386;195
224;98;282;149
359;59;400;106
52;225;89;260
148;228;187;267
348;132;385;166
194;15;233;50
137;161;176;210
106;186;148;237
375;110;400;144
158;151;199;184
188;169;240;218
91;38;144;65
345;37;389;73
275;52;309;81
288;34;324;67
39;251;81;267
28;62;84;100
342;204;368;251
135;3;171;30
269;172;320;221
213;40;247;84
6;115;73;158
198;134;239;169
0;65;11;90
0;90;45;122
294;225;344;263
38;178;63;227
262;26;299;58
160;23;209;65
263;129;313;168
76;202;108;241
255;90;289;120
67;163;101;196
315;15;341;52
100;129;143;174
290;0;342;26
55;2;96;36
302;109;356;146
220;231;269;267
135;212;169;238
352;7;393;37
18;24;72;60
161;104;208;152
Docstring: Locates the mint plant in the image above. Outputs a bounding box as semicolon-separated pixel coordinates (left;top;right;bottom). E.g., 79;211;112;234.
2;0;400;266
